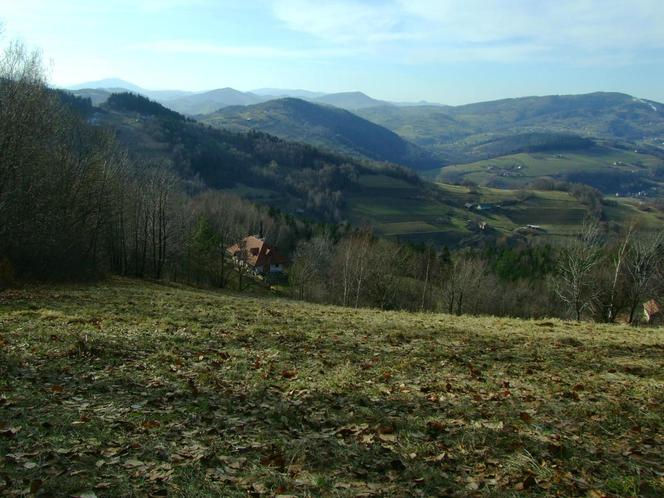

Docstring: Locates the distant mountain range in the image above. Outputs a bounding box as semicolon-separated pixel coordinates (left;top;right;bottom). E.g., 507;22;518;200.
69;78;193;102
67;80;664;187
251;88;327;99
68;79;443;114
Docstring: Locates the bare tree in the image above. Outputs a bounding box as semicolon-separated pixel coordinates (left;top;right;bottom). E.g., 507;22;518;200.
605;223;634;322
365;240;412;310
334;229;373;307
552;222;601;321
231;237;253;291
419;245;432;311
441;255;487;316
624;231;664;323
289;236;333;301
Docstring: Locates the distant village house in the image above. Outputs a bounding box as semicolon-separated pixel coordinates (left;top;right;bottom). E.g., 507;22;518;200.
227;235;288;275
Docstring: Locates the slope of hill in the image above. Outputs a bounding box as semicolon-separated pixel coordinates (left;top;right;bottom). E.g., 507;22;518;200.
68;78;193;101
88;92;422;221
446;92;664;139
198;98;442;170
347;177;664;246
357;92;664;163
70;88;113;106
164;88;268;115
67;92;663;245
431;146;664;195
313;91;391;110
1;279;662;497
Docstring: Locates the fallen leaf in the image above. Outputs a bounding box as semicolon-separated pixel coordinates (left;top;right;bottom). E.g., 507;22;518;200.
519;412;533;424
281;369;298;379
142;420;161;429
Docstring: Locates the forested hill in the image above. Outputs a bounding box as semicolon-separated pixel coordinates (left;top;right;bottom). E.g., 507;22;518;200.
199;98;441;171
88;92;422;220
357;92;664;162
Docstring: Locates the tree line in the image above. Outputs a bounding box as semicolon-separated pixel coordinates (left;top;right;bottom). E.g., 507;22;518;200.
288;223;664;323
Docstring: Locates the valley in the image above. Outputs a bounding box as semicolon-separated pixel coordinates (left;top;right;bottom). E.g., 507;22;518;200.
428;147;664;196
346;177;664;246
69;89;664;249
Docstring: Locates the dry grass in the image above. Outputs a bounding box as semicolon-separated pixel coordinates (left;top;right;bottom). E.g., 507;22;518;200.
1;278;662;497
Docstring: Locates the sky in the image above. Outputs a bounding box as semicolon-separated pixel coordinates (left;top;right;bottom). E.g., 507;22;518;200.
1;0;663;105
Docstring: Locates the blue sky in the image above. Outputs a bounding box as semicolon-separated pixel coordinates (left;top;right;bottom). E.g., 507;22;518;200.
1;0;663;104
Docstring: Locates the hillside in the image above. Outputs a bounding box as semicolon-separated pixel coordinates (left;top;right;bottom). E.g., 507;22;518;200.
165;88;268;115
347;177;664;246
88;92;422;221
1;279;662;497
68;79;193;102
313;91;391;110
199;98;442;170
357;92;664;163
67;93;664;245
431;146;664;195
56;91;663;249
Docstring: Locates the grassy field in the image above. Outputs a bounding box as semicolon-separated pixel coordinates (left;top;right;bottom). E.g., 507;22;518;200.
1;279;663;497
347;177;664;245
431;149;664;191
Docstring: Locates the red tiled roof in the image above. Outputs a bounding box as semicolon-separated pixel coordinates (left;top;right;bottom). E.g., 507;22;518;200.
227;236;288;268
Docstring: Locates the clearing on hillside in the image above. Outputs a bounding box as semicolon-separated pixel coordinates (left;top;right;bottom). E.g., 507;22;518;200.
1;280;662;497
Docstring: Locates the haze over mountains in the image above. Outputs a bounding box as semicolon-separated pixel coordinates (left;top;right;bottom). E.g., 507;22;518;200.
69;79;440;114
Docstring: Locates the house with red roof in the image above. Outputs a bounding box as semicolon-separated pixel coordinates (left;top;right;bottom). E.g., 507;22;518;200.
226;235;288;275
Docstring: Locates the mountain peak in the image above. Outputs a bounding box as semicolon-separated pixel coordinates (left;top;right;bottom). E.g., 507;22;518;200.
314;91;392;110
69;78;144;92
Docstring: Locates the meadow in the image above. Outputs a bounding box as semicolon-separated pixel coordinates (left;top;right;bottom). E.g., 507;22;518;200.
347;177;664;245
1;279;662;496
432;149;664;192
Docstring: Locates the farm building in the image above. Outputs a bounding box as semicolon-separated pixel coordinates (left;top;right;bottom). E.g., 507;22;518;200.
227;235;288;275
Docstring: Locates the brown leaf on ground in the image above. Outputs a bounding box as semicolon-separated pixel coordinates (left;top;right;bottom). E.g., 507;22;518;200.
281;369;298;379
519;411;533;424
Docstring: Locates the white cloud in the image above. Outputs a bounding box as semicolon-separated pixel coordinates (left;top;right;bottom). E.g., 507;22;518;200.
271;0;664;63
272;0;418;44
128;39;355;59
